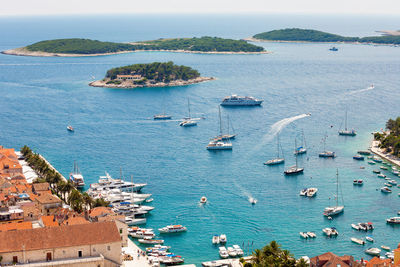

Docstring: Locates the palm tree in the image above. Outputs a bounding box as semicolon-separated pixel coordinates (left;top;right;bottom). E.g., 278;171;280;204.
82;192;93;211
63;180;74;203
68;189;83;213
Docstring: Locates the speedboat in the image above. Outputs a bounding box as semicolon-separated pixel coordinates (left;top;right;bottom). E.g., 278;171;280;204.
351;237;365;245
219;234;227;243
219;247;229;259
180;120;197;127
351;224;360;230
381;187;392;193
306;232;316;238
300;188;308;196
381;245;390;251
67;125;74;132
367;161;376;165
299;232;309;239
138;238;164;244
153;114;172;120
264;158;284;165
365;248;381;256
366;236;374;242
220;94;263;106
227;247;237;257
212;235;220;244
353;154;364;160
319;151;336;158
158;225;187;233
386;217;400;224
372;169;381;174
307;188;318;197
206;140;232;150
200;196;207;204
377;174;386;178
284;166;304;175
353;179;363;185
233;245;244;256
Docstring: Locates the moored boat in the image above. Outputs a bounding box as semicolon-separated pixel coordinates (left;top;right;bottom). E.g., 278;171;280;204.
67;125;74;132
324;169;344;217
212;235;220;244
306;232;316;238
353;179;363;185
158;225;187;234
138;238;164;244
200;196;207;204
367;161;376;165
372;169;380;174
386;217;400;224
381;245;390;251
227;247;237;257
206;140;232;150
353;154;364;160
338;109;356;136
69;161;85;188
358;150;371;155
265;133;285;165
351;237;365;245
219;234;227;243
180;98;197;127
351;224;360;230
232;245;244;256
381;187;392;193
366;236;374;242
220;94;263;106
365;247;381;256
219;246;229;259
300;232;309;239
153;114;172;120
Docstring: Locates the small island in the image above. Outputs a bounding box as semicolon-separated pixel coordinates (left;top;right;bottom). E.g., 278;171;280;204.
89;61;214;89
2;37;267;57
249;28;400;45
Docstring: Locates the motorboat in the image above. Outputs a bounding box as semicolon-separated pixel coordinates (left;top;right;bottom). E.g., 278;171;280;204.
130;230;155;239
153;114;172;120
200;196;207;204
359;222;374;231
233;245;244;256
339;129;356;136
380;166;388;170
158;225;187;233
227;247;237;257
366;236;374;242
381;245;390;251
358;150;371;155
372;169;381;174
351;224;360;230
353;179;363;185
386;252;395;260
89;172;147;192
146;198;154;203
323;227;338;236
159;255;184;265
307;188;318;197
329;46;338;51
381;187;392;193
220;94;263;106
367;161;376;165
384;183;392;187
319;151;336;158
69;161;85;188
353;154;364;160
306;232;316;238
138;238;164;245
300;188;308;196
389;180;397;185
386;217;400;224
219;246;229;259
377;174;386;178
212;235;220;244
365;248;381;256
67;125;74;132
351;238;365;245
219;234;227;243
206;140;232;150
264;158;284;165
300;232;309;239
372;156;382;163
249;197;257;205
125;217;147;226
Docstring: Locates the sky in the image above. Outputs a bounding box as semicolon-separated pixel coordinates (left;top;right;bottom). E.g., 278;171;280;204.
1;0;400;16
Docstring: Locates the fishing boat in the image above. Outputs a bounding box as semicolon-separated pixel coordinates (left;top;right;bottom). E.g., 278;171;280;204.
306;232;316;238
299;232;309;239
219;234;227;244
69;161;85;188
207;106;233;150
329;47;339;51
294;130;307;155
158;225;187;233
358;150;371;155
212;235;220;244
366;236;374;242
365;248;381;256
219;247;229;259
220;94;263;106
200;196;207;204
227;247;237;257
353;179;363;185
353;154;364;160
284;139;304;175
351;238;365;245
386;217;400;224
67;125;74;132
233;245;244;256
381;245;391;251
323;169;344;217
338;109;356;136
319;134;336;158
380;187;392;193
180;98;197;127
265;133;284;165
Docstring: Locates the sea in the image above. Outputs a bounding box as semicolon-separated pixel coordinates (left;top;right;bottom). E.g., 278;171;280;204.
1;13;400;265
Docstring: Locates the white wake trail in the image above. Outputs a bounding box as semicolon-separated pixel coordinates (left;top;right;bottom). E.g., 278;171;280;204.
346;85;374;95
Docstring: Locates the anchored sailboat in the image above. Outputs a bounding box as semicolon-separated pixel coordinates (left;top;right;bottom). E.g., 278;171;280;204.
180;98;197;127
207;106;232;150
215;114;236;141
319;134;336;158
284;139;304;175
339;109;356;136
294;130;307;155
264;133;284;165
323;169;344;217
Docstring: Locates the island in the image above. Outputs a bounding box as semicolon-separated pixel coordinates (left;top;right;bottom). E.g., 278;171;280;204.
89;61;214;89
2;37;267;57
249;28;400;45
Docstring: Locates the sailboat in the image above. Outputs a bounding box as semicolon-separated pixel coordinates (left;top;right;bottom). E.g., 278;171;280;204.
294;130;307;155
207;106;232;150
215;114;236;141
338;109;356;136
264;133;284;165
180;98;197;127
319;134;336;158
154;96;172;120
284;139;304;175
323;169;344;217
69;161;85;188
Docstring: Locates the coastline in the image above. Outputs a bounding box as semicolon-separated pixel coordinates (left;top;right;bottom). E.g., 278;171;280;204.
2;47;270;57
244;37;399;46
89;76;215;89
370;139;400;168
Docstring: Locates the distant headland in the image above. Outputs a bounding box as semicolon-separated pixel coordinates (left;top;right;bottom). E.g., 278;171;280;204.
2;37;268;57
89;61;215;89
248;28;400;45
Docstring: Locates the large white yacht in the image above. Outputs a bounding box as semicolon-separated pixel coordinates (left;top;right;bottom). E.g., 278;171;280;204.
206;140;233;150
220;95;263;106
69;161;85;188
158;225;187;233
89;172;147;192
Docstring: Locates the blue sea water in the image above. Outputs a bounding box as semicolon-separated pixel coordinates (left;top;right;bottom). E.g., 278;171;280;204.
1;13;400;265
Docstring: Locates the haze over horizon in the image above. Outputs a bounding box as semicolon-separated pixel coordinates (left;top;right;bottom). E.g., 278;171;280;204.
2;0;400;16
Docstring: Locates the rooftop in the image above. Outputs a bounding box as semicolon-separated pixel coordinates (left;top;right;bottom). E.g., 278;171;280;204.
34;193;62;205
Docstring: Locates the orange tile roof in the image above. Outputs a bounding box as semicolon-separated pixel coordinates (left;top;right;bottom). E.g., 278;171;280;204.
89;207;115;217
32;182;50;192
366;257;393;267
0;221;32;232
35;193;61;204
0;221;120;253
41;215;59;227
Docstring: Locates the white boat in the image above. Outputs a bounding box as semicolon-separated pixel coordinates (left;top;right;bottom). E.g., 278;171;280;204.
284;139;304;175
219;246;229;259
307;188;318;197
219;234;227;243
386;252;395;260
351;237;365;245
227;247;237;257
366;236;374;242
324;169;344;217
377;174;386;178
214;113;236;141
125;217;147;226
89;172;147;192
381;245;391;251
338;110;356;136
265;133;285;165
300;188;308;196
232;245;244;256
153;114;172;120
212;235;220;244
386;217;400;224
306;232;316;238
389;180;397;185
319;134;335;157
299;232;309;239
200;196;207;204
220;94;263;106
67;125;74;132
322;228;332;236
69;161;85;188
158;225;187;233
365;248;381;256
146;198;154;203
180;98;197;127
138;238;164;245
351;224;360;230
249;197;257;205
381;187;392;193
294;130;307;155
130;230;155;239
206;140;232;150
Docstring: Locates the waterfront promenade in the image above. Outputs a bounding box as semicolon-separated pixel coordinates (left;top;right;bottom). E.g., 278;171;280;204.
122;238;151;267
370;140;400;168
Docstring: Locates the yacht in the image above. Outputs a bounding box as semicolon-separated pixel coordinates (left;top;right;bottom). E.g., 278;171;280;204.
323;227;338;236
67;125;74;132
212;235;220;244
233;245;244;256
319;134;336;158
138;238;164;245
219;234;227;244
294;130;307;155
69;161;85;188
353;154;364;160
219;247;229;259
284;139;304;175
180;98;197;127
351;238;365;245
307;188;318;197
265;133;284;165
153;114;172;120
227;247;237;257
214;114;236;141
386;217;400;224
206;140;232;150
158;225;187;233
220;94;263;106
89;172;147;192
323;169;344;217
130;229;155;239
365;248;381;256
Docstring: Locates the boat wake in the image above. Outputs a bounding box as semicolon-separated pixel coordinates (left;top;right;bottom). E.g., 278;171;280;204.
347;85;374;95
233;181;257;204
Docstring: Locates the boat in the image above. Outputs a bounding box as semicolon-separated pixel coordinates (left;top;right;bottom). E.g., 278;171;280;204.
207;106;233;150
212;235;220;244
130;230;155;239
69;161;85;188
353;154;364;160
319;134;335;158
200;196;207;204
300;188;308;196
372;156;382;163
214;114;236;141
381;245;390;251
351;224;360;230
232;245;244;256
158;225;187;233
338;109;356;136
351;238;365;245
227;247;237;257
323;169;344;217
367;161;376;165
153;114;172;120
265;132;284;165
220;94;263;106
386;217;400;224
384;183;392;187
358;150;371;155
88;172;147;193
249;197;257;205
146;198;154;203
366;236;374;242
307;188;318;197
299;232;309;239
386;252;395;260
380;187;392;193
219;247;229;259
138;238;164;245
329;47;339;51
125;217;147;226
284;139;304;175
67;125;74;132
372;169;381;174
306;232;316;238
365;248;381;256
389;180;397;185
180;98;197;127
159;255;184;265
380;166;388;170
294;130;307;155
377;174;386;178
353;179;363;185
219;234;227;244
323;227;338;236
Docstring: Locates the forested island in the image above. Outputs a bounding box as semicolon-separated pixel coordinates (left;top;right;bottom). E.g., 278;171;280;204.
2;37;266;57
89;61;214;89
250;28;400;45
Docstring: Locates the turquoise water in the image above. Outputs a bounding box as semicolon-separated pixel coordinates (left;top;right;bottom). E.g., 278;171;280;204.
1;14;400;265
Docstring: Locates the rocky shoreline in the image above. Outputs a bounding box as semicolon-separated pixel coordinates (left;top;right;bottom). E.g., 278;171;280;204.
244;37;400;46
89;77;215;89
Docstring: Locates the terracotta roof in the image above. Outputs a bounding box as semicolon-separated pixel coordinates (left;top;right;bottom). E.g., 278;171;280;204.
41;215;59;227
310;252;357;267
32;182;50;192
0;221;121;253
0;221;32;232
366;257;393;267
35;193;61;204
89;207;115;217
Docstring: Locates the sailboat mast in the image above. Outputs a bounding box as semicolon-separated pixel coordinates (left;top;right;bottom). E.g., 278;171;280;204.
345;110;348;131
131;175;133;194
295;139;298;167
277;133;280;158
218;106;222;136
302;129;307;149
336;169;339;207
188;98;191;119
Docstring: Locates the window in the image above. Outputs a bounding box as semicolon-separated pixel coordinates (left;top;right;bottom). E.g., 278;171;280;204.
120;228;122;234
107;245;111;251
46;252;52;261
13;256;18;263
63;250;66;255
78;251;82;258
